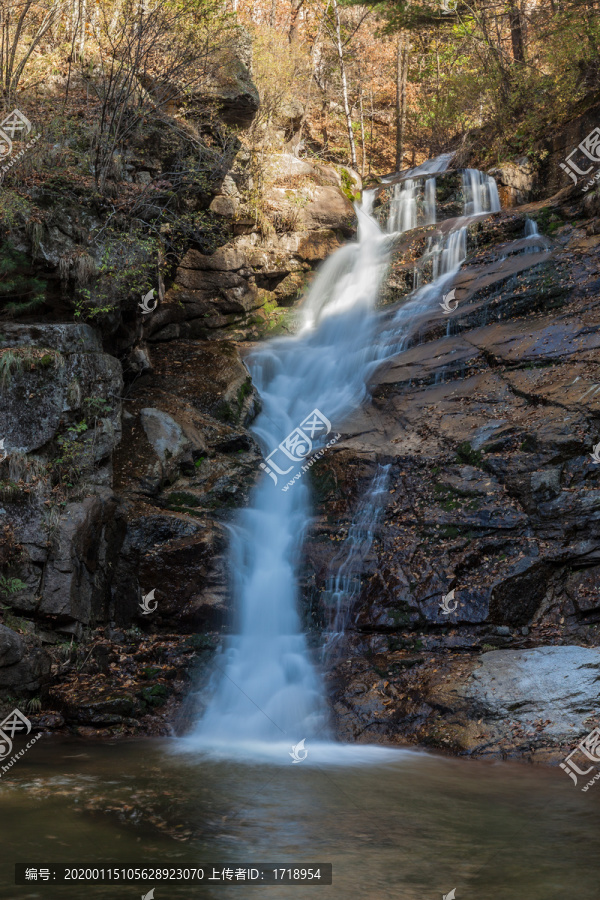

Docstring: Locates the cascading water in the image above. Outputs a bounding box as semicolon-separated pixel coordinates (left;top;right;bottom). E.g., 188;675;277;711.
524;216;550;254
181;161;502;763
463;168;501;215
322;464;391;659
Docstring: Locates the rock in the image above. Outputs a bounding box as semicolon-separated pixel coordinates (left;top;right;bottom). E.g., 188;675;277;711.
37;494;125;627
488;157;537;206
463;646;600;738
140;408;191;464
191;28;259;128
0;625;50;696
180;247;246;272
209;195;238;218
0;625;24;667
0;323;122;457
304;186;357;232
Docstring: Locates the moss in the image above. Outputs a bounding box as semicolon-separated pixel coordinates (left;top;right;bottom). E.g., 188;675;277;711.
455;441;483;466
340;167;360;202
139;684;168;708
520;435;536;452
185;633;216;652
532;207;564;236
140;666;160;679
166;491;202;513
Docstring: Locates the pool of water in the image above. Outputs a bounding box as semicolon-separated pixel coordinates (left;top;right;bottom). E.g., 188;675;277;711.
1;737;598;899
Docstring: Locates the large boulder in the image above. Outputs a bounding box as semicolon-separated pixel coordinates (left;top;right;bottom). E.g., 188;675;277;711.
0;625;50;696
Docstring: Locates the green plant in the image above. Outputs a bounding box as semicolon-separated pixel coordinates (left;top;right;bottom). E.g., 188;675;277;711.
0;347;61;389
0;575;26;596
340;168;360;202
455;442;483;466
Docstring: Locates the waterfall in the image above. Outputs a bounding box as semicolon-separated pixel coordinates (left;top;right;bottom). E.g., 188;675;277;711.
463;168;501;216
388;178;417;233
181;162;501;762
322;464;391;659
387;175;437;234
523;217;550;254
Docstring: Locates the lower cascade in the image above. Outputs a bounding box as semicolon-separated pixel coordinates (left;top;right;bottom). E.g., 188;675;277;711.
182;160;503;761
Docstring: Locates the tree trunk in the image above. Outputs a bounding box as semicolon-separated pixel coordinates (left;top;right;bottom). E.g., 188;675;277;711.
359;80;366;178
289;0;304;43
395;34;409;171
508;0;525;62
332;0;357;169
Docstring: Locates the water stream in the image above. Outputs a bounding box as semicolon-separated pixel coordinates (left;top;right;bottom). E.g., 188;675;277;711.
182;161;501;763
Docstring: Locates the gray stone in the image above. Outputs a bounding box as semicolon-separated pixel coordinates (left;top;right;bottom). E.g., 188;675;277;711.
140;408;191;463
463;646;600;737
0;625;50;695
37;494;124;625
209;195;238;218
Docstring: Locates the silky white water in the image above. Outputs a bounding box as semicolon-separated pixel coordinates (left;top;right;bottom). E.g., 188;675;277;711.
181;161;501;764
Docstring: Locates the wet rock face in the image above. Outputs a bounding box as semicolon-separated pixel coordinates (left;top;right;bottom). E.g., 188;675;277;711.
304;197;600;760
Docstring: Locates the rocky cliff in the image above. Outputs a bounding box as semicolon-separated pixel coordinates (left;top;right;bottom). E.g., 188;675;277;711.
2;64;600;761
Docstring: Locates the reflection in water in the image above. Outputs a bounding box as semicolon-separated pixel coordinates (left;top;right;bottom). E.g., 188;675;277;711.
0;739;598;899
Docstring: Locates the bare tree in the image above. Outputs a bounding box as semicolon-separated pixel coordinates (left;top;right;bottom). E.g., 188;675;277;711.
331;0;356;168
88;0;233;192
395;32;410;171
0;0;67;104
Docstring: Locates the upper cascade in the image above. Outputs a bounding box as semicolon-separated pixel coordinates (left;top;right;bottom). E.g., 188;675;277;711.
382;167;501;237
